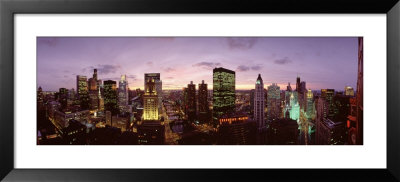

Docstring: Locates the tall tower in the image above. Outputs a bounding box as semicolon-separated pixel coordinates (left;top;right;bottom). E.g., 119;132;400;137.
76;75;89;110
93;69;98;80
296;76;300;91
267;83;281;121
88;69;99;110
213;67;235;126
306;89;314;119
254;74;265;131
143;77;158;121
187;81;197;122
144;73;162;113
104;80;118;115
198;80;209;123
118;75;129;113
76;75;88;97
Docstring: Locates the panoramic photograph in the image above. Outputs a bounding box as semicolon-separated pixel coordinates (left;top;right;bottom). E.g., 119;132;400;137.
36;37;363;145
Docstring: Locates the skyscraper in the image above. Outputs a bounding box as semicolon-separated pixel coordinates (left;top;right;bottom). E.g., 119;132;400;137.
144;73;162;112
250;89;255;117
198;80;208;113
118;75;129;113
286;82;292;92
296;76;300;91
321;89;335;118
98;86;104;111
143;76;158;121
306;89;314;119
289;92;300;121
187;81;197;122
76;75;88;97
267;83;280;121
198;80;209;123
88;69;99;110
104;80;118;115
213;67;235;126
76;75;89;110
254;74;265;131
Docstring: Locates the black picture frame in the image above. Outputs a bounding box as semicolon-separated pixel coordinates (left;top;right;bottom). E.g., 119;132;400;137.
1;0;399;181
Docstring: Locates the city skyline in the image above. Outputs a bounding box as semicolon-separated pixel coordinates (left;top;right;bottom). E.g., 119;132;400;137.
37;37;358;91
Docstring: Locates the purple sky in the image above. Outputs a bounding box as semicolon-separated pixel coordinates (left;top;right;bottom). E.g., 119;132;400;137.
37;37;359;91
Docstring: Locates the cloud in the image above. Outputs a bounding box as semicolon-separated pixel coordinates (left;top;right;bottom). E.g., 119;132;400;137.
146;62;153;66
227;38;258;50
83;64;121;75
192;62;221;70
236;64;263;72
251;65;262;71
166;76;174;79
236;65;250;72
274;57;292;65
164;67;176;73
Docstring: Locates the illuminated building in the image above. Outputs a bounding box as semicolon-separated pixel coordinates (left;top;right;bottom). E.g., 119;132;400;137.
212;67;235;126
356;37;363;145
88;69;99;110
254;74;265;131
76;75;89;110
218;116;256;145
144;73;162;112
143;76;158;121
104;80;118;115
321;89;335;118
187;81;196;122
76;75;88;96
98;87;104;111
306;89;315;120
289;93;300;121
267;83;280;120
198;80;210;123
118;75;129;113
54;110;90;129
345;86;355;96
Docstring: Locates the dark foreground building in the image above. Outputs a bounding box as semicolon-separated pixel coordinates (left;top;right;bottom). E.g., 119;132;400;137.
267;118;299;145
217;116;256;145
137;121;165;145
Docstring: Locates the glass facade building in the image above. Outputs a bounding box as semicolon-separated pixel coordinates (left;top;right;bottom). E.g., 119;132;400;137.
104;80;118;115
212;67;235;126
